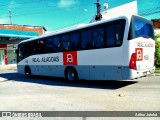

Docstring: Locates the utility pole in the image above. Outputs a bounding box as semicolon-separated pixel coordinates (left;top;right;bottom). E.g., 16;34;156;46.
9;10;12;24
94;0;102;21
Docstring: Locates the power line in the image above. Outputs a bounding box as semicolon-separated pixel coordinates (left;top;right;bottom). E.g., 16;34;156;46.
0;3;93;18
56;15;94;30
0;0;48;7
0;0;95;30
139;6;160;14
2;1;158;19
139;10;160;16
9;10;12;24
0;0;51;11
0;0;80;8
139;6;160;16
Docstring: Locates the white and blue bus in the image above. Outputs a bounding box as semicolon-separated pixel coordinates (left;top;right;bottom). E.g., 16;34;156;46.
17;15;155;82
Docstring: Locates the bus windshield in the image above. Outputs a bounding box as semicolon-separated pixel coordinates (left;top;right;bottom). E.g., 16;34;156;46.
134;20;154;39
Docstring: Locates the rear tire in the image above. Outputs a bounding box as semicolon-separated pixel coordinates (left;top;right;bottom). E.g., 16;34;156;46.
25;66;32;78
65;67;78;83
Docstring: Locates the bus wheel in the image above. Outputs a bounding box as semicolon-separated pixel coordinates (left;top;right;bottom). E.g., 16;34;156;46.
25;66;32;78
65;67;78;83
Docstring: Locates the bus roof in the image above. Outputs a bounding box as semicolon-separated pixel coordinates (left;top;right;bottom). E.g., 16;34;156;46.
19;15;130;45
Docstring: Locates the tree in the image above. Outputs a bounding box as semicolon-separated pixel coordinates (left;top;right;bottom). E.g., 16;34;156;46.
155;33;160;66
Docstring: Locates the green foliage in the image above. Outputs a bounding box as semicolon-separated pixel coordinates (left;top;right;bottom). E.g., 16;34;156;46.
156;66;160;70
155;33;160;65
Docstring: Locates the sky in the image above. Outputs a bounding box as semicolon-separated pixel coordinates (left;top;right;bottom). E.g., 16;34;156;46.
0;0;160;31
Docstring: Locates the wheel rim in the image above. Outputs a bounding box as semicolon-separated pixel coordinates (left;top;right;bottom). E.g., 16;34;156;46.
67;70;75;81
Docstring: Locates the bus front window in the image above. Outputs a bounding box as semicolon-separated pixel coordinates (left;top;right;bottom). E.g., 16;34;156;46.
17;45;24;63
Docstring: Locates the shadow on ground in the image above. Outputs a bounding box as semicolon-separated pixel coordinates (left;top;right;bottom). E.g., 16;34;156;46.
0;72;137;90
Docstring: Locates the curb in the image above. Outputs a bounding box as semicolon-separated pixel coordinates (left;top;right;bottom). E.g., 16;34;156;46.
155;70;160;73
150;73;160;76
0;65;17;70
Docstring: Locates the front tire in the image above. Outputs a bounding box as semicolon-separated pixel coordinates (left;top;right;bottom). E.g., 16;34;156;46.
65;67;78;83
25;66;32;78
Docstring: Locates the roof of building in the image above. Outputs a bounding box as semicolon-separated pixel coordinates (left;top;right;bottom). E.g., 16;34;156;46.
0;24;47;31
151;19;160;22
0;24;47;38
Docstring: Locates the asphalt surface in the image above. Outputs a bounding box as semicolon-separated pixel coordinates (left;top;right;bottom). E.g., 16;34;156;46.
0;65;160;120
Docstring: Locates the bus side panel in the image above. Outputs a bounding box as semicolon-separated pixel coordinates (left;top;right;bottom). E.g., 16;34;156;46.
90;66;122;80
121;67;136;80
122;37;131;80
17;65;25;74
31;65;65;78
76;66;90;80
78;48;124;80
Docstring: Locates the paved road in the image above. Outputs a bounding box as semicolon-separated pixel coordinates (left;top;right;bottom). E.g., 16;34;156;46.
0;65;160;120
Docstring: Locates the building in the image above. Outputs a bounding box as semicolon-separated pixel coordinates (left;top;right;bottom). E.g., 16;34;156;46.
0;24;46;65
152;19;160;41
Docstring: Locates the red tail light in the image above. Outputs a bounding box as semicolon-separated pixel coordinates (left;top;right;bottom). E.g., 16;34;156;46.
129;53;137;70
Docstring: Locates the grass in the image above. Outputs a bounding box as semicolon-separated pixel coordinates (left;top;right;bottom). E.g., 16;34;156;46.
156;67;160;70
156;65;160;70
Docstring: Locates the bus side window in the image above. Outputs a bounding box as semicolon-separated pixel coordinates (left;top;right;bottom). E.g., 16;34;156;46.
93;27;104;48
33;41;38;54
32;40;45;54
116;23;122;45
52;37;61;52
44;37;55;53
81;29;92;50
38;40;45;54
23;42;33;57
17;44;24;62
70;33;80;50
61;35;70;51
106;24;116;47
